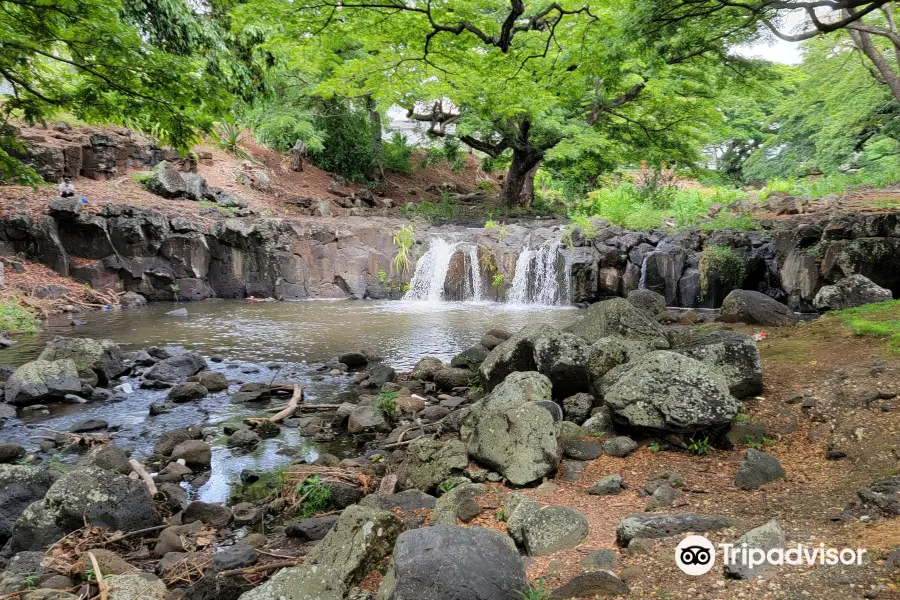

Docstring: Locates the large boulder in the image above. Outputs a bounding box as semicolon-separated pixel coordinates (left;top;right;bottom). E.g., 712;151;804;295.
143;353;207;385
433;367;472;392
10;467;162;551
602;351;738;433
238;506;402;600
478;324;556;392
675;331;763;398
38;337;126;384
522;506;589;556
401;438;468;493
347;405;392;434
813;274;893;311
147;161;186;198
626;289;666;316
565;298;669;348
0;465;57;545
377;525;527;600
533;331;591;398
462;372;560;486
616;513;738;546
725;520;786;580
719;290;797;327
409;357;444;381
4;359;82;406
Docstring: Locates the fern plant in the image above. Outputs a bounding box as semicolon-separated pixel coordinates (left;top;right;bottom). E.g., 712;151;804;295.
215;122;250;160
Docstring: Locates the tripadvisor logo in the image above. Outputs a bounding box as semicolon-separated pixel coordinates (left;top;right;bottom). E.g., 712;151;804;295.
675;535;867;576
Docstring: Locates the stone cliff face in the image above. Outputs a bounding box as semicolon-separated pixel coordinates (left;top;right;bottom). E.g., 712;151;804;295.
1;198;898;308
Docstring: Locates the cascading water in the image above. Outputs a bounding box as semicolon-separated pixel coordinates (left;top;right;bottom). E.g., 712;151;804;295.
508;239;573;306
404;238;459;302
465;246;484;302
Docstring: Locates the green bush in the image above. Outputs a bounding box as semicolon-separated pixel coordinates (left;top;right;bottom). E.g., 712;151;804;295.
310;99;378;181
375;390;399;419
382;132;414;173
296;474;332;518
699;245;746;298
253;113;324;154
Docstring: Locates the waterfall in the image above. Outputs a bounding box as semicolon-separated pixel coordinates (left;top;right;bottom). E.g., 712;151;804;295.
404;238;459;302
508;239;573;306
638;255;649;290
466;246;484;302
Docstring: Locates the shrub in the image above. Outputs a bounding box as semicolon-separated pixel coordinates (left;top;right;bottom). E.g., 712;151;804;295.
215;121;250;160
698;245;746;298
296;474;332;518
253;113;324;154
375;390;399;419
382;132;413;173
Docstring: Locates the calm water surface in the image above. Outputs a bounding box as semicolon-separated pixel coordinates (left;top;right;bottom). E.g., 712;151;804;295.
1;299;579;501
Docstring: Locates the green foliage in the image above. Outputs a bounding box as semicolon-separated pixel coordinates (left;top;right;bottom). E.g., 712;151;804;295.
382;132;414;173
131;171;153;185
296;474;331;518
308;99;377;181
698;245;746;298
517;579;551;600
0;299;39;333
391;225;415;280
833;300;900;354
687;436;712;456
649;443;662;453
400;198;460;223
757;164;900;200
377;269;388;284
437;480;459;495
215;122;251;160
375;391;399;420
491;273;505;288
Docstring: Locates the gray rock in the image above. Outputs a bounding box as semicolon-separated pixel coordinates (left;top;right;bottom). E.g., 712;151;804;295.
616;513;738;546
154;426;203;456
645;484;677;510
143;353;207;385
627;289;666;315
238;506;402;600
368;364;397;387
170;440;211;466
462;372;560;486
402;438;468;493
285;515;339;541
211;544;258;573
602;351;739;433
39;336;126;384
10;467;161;551
450;345;490;369
562;439;604;461
561;393;594;424
432;483;486;525
409;356;444;381
581;408;615;437
566;298;670;348
69;418;108;432
522;506;589;556
359;490;437;512
582;549;618;571
182;501;233;529
604;436;638;458
675;331;763;398
550;571;629;599
478;324;556;392
814;274;893;311
735;449;786;490
147;161;186;198
589;474;626;496
226;428;260;450
107;574;167;600
719;289;797;327
338;351;369;368
0;465;57;545
0;443;25;463
433;367;472;391
533;331;591;398
167;381;208;402
189;371;229;393
857;475;900;515
120;292;147;308
377;524;526;600
725;520;786;580
348;405;392;434
182;172;209;201
4;359;82;406
166;308;188;317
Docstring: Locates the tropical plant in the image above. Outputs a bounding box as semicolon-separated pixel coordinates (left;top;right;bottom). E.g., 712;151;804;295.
375;391;399;420
391;225;416;293
296;474;331;518
215;122;250;160
687;436;712;456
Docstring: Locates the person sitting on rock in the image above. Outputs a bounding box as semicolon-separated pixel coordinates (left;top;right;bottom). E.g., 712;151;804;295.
58;177;76;198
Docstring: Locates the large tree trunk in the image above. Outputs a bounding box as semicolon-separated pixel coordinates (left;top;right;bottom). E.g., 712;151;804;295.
845;9;900;102
501;148;542;207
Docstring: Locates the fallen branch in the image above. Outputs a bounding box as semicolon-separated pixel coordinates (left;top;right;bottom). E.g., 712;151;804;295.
217;559;300;578
246;385;303;427
106;524;169;543
87;551;109;600
129;459;157;496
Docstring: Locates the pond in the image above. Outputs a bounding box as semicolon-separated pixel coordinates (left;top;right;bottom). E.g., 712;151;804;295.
1;299;579;502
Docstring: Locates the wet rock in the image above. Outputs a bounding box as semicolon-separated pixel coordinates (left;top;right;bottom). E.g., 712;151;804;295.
566;298;670;348
478;324;556;392
166;308;189;317
237;506;402;600
409;356;444;381
627;289;666;316
450;345;490;369
168;382;208;403
69;418;108;432
550;571;628;599
814;274;893;311
433;367;471;391
463;372;560;486
616;514;738;546
11;467;161;551
675;331;763;399
719;289;797;327
38;336;126;384
120;292;147;308
4;359;82;406
211;544;258;573
378;524;527;600
285;515;339;541
602;351;738;434
0;465;57;545
533;331;591;398
562;439;603;461
226;429;260;450
725;520;786;580
604;436;638;458
170;440;211;467
561;393;594;424
338;351;369;368
522;506;589;556
155;462;192;483
367;364;396;387
735;449;785;490
183;502;234;529
0;442;25;463
154;426;203;456
588;474;626;497
188;371;229;392
402;438;468;493
143;353;207;385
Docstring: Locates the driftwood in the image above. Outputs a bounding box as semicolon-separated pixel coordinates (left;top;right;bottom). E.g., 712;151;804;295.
87;551;109;600
245;385;303;427
217;559;300;578
128;459;157;496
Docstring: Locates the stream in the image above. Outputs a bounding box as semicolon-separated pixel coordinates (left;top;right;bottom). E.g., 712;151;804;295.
0;299;579;502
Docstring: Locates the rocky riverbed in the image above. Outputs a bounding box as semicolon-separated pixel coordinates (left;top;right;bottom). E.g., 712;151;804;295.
0;291;898;600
